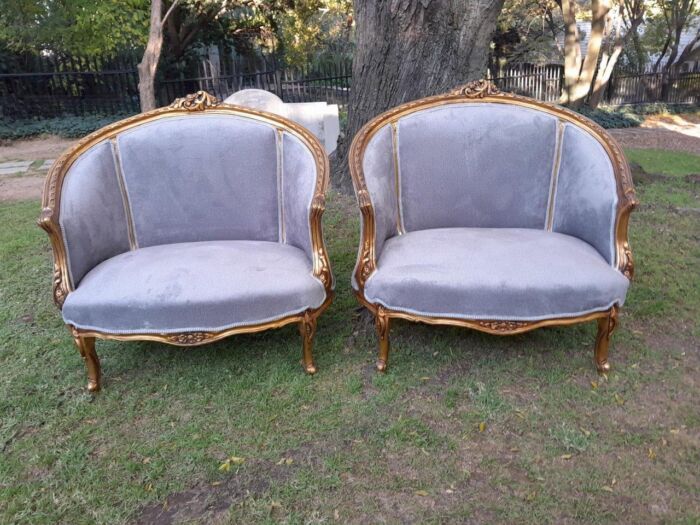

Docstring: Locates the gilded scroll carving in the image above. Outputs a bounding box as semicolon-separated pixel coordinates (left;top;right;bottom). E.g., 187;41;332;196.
452;79;501;98
169;91;220;111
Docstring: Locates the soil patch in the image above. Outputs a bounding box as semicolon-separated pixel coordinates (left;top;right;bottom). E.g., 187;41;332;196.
0;176;45;202
0;136;75;163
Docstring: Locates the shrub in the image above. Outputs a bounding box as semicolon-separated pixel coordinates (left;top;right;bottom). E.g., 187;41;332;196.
0;113;135;141
575;103;696;129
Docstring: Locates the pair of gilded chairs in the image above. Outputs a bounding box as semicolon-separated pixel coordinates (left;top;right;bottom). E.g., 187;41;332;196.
40;83;636;392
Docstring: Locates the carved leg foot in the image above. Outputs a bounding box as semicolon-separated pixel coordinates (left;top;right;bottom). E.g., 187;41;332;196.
300;311;318;375
375;306;391;372
594;306;618;374
72;333;101;392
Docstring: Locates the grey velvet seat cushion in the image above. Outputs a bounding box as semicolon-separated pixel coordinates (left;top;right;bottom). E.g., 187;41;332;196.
62;240;326;334
363;228;629;321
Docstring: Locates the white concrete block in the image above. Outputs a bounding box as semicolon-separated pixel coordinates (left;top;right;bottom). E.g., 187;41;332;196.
224;89;341;154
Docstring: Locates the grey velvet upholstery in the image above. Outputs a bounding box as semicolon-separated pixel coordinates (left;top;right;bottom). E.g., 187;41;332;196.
364;228;628;321
60;141;131;286
397;103;557;232
282;132;315;259
553;124;617;264
63;241;326;333
362;125;399;257
354;100;629;322
117;115;280;248
58;111;327;335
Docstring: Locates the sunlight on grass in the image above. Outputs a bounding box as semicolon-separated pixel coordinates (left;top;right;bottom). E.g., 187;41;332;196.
624;148;700;177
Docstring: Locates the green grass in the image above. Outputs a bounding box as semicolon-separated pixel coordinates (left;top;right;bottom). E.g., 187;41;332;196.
625;148;700;177
1;150;699;524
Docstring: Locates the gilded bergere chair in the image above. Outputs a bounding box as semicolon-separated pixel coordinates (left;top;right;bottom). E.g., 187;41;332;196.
349;80;637;372
39;91;333;391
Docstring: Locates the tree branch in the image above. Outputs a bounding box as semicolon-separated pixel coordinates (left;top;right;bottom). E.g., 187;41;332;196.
162;0;180;25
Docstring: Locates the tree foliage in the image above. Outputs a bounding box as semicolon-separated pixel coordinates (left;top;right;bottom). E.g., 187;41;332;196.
275;0;353;66
496;0;564;64
0;0;352;65
0;0;150;56
645;0;699;72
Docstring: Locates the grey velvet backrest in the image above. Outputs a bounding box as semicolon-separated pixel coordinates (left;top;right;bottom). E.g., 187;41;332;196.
47;105;324;290
354;96;626;267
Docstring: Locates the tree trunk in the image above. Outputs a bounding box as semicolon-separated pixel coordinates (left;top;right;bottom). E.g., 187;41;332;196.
560;0;582;105
561;0;611;108
588;45;622;108
589;3;645;109
138;0;165;112
332;0;505;193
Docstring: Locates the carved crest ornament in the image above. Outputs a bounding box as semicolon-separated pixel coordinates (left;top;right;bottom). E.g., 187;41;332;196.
452;79;501;98
169;90;220;111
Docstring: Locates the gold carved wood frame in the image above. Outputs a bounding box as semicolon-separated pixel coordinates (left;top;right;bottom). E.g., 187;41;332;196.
39;91;334;391
349;80;637;372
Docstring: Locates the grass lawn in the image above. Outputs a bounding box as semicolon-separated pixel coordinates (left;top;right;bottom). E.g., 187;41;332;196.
625;148;700;177
1;149;699;524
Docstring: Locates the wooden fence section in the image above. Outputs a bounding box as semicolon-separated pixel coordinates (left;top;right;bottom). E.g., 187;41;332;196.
1;54;698;119
491;63;700;105
605;70;700;105
491;64;564;102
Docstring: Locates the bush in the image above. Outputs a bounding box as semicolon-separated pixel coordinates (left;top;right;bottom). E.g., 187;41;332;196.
575;103;696;129
0;113;135;141
576;107;644;129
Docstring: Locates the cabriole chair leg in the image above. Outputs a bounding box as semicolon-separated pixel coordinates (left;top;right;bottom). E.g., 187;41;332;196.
375;306;391;372
594;306;618;374
72;333;101;392
300;311;318;375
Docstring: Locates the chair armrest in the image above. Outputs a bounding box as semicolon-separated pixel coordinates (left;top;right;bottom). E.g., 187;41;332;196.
38;139;132;309
280;130;333;293
610;141;639;279
349;123;400;293
309;191;333;291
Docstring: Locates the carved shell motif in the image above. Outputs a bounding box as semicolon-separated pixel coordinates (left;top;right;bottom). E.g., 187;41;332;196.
166;332;214;345
475;320;531;332
169;91;220;111
452;79;501;98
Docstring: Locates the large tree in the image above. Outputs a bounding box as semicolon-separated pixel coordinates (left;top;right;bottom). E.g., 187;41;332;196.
588;0;646;108
558;0;647;108
137;0;278;111
333;0;505;192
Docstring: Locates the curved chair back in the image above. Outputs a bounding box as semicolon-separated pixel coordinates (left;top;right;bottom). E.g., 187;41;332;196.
349;81;637;292
40;92;329;302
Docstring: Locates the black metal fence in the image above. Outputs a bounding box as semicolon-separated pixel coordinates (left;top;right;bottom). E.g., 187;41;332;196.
0;52;352;119
0;53;141;118
1;52;698;119
157;59;351;108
